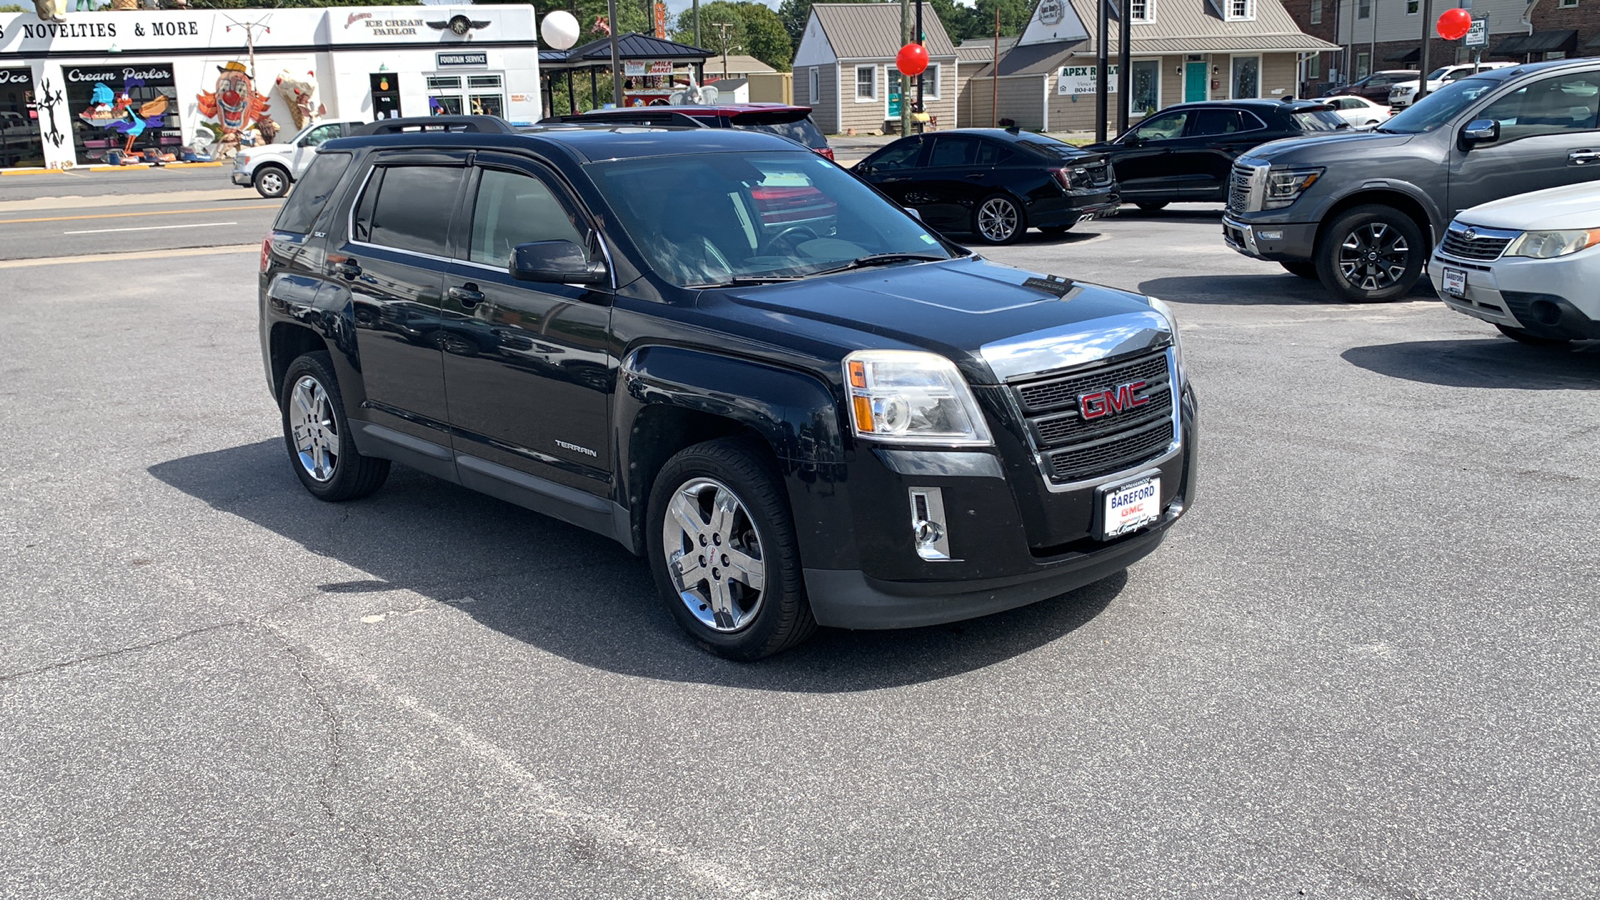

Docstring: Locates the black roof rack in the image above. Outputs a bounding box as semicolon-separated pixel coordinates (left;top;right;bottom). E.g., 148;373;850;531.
351;115;517;136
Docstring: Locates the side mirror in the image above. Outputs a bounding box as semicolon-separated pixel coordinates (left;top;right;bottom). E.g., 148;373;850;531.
510;240;608;286
855;163;875;176
1123;134;1143;148
1462;118;1500;146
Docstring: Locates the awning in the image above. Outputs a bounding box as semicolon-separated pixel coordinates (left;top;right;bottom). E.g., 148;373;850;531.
541;33;711;69
1492;29;1577;56
1387;47;1419;63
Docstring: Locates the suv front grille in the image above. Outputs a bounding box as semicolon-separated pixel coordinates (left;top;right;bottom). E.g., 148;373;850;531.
1440;223;1515;261
1227;165;1253;214
1011;349;1177;485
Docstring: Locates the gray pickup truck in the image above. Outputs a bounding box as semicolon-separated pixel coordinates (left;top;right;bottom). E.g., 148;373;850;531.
1222;58;1600;302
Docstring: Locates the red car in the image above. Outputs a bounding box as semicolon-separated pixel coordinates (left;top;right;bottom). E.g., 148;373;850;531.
544;104;835;160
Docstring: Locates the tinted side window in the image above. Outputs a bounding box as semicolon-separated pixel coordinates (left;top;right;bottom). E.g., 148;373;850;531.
865;139;922;170
469;168;586;267
274;151;352;234
975;140;1015;165
1191;109;1244;136
1130;111;1187;141
929;136;979;167
361;165;465;256
301;123;342;147
1482;72;1600;140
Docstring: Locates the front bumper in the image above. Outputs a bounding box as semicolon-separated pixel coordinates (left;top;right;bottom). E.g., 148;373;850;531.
231;169;253;186
802;383;1198;629
1222;215;1317;262
1429;252;1600;340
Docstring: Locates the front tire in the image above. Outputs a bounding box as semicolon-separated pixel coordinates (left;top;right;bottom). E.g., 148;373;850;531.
254;165;290;199
1495;324;1573;347
647;438;816;660
280;352;389;501
1315;204;1426;303
972;193;1026;245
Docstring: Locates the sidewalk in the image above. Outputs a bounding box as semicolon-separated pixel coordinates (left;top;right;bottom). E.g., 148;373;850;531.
1;161;224;176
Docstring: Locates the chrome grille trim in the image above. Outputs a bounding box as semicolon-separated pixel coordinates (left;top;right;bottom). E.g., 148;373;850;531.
1439;221;1519;262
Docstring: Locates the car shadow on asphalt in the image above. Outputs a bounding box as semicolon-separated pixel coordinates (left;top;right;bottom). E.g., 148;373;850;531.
1342;337;1600;390
149;441;1121;690
1137;273;1440;306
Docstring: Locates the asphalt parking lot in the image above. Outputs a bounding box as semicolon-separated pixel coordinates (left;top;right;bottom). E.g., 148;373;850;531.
1;183;1596;898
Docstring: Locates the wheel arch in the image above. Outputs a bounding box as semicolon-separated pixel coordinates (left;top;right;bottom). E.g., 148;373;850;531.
615;345;849;563
1316;187;1438;255
268;321;329;399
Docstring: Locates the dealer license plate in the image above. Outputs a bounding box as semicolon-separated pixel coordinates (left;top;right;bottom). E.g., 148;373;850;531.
1441;267;1467;298
1101;476;1161;540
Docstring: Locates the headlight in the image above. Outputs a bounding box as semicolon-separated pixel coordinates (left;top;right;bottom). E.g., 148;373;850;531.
843;350;992;446
1396;86;1415;95
1147;296;1186;383
1263;167;1323;210
1504;228;1600;259
237;155;251;166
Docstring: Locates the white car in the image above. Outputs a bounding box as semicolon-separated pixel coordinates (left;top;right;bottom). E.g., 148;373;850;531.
1317;95;1392;129
1388;62;1515;108
1429;181;1600;346
231;119;364;198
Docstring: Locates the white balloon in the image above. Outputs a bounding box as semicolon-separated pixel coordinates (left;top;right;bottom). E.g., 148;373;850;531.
540;11;581;51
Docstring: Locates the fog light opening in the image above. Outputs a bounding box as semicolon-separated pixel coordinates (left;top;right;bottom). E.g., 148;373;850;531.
909;488;954;562
1530;299;1562;327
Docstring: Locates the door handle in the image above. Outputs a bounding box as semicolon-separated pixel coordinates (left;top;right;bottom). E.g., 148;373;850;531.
965;173;986;180
448;284;485;308
329;258;361;280
1569;149;1600;164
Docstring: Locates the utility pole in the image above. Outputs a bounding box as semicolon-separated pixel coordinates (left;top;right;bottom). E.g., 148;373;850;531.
899;0;911;136
693;0;700;48
991;3;998;128
222;14;271;84
915;0;924;115
1418;0;1434;100
1096;0;1109;141
710;21;735;79
608;0;623;107
1117;0;1131;134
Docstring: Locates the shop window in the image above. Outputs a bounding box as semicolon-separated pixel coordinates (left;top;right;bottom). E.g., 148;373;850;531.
1558;0;1577;7
65;62;181;162
0;67;45;168
1232;56;1260;98
1406;0;1419;13
427;76;462;91
856;65;877;101
1357;0;1371;18
1356;52;1371;81
358;165;467;256
1310;0;1322;23
469;168;585;267
1306;54;1321;80
1130;59;1160;116
921;63;941;100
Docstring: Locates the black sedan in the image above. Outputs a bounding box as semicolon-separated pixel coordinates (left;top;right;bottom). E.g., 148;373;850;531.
1083;100;1347;211
851;128;1118;245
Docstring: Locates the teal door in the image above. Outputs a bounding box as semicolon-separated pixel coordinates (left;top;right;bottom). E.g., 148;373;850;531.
1185;62;1208;102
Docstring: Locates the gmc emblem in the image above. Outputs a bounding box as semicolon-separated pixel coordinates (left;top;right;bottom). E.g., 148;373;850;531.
1080;380;1150;420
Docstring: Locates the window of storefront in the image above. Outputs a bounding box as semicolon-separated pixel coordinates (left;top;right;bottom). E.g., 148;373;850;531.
1356;52;1371;80
467;74;505;117
856;65;877;101
1310;0;1322;23
920;63;941;100
1232;55;1260;98
428;75;465;115
1130;59;1160;116
0;67;46;168
65;63;181;162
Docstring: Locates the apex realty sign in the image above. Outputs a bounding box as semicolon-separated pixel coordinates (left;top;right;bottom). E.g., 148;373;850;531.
1058;65;1118;96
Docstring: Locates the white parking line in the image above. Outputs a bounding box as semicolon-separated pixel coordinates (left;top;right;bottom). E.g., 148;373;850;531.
65;221;237;235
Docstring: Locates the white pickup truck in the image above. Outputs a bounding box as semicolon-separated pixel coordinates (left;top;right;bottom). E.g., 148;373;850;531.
231;119;364;198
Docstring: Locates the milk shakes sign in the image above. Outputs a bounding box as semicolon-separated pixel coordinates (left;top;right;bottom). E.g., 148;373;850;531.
1059;65;1119;96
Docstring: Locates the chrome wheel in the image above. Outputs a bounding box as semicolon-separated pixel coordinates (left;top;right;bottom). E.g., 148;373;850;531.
288;375;339;482
661;477;767;633
1338;221;1410;292
977;197;1020;243
258;170;285;196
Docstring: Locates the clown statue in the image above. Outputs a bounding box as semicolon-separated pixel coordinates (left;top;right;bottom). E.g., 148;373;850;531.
196;61;270;156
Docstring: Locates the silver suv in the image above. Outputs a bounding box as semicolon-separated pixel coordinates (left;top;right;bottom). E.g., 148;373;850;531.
1222;59;1600;302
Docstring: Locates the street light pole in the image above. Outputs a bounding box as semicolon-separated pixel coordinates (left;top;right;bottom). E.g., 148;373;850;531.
607;0;623;107
915;0;924;114
1418;0;1434;100
1117;0;1131;135
1096;0;1109;141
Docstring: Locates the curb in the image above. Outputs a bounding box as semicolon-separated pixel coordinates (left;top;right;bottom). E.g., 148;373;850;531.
1;161;225;176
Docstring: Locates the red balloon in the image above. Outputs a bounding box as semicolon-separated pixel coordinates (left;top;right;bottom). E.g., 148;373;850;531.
896;43;929;77
1437;7;1472;41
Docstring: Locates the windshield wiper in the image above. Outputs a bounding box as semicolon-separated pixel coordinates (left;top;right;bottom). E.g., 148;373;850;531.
813;252;948;276
685;275;806;288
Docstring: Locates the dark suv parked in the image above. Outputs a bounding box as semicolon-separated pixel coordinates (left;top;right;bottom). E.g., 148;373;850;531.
545;103;835;159
1222;58;1600;302
1083;100;1348;211
259;116;1198;659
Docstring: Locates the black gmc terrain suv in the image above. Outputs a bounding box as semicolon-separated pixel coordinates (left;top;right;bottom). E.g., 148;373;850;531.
259;116;1199;659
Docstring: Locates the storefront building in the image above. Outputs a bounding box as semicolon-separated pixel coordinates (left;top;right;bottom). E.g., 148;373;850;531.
0;5;539;168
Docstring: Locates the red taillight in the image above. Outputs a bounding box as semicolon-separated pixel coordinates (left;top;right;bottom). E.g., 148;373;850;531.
1050;168;1074;191
817;147;835;160
260;237;272;273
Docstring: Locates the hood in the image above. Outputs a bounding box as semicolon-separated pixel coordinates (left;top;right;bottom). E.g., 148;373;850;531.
1242;129;1415;164
1458;181;1600;231
240;141;295;159
708;256;1171;385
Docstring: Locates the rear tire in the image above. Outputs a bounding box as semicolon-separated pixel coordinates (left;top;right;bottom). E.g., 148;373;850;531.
1495;324;1572;347
280;352;390;502
1315;204;1426;303
647;438;816;660
1281;261;1319;279
972;193;1026;245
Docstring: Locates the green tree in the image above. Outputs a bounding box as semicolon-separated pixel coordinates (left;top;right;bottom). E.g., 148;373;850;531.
673;1;792;72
